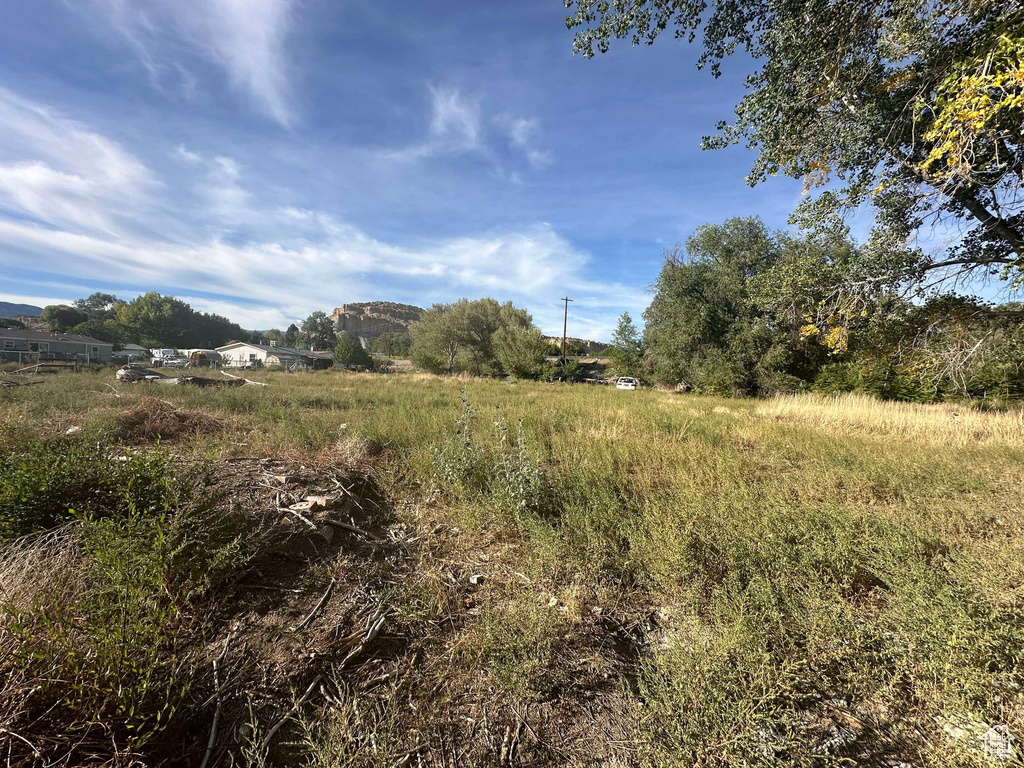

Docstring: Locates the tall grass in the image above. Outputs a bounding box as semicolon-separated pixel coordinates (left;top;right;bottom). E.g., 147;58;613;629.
759;391;1024;445
2;369;1023;765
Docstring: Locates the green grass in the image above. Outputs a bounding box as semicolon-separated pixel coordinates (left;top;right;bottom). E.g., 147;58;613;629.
1;367;1023;765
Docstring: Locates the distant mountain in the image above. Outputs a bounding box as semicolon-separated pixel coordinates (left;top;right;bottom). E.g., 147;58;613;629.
0;302;43;318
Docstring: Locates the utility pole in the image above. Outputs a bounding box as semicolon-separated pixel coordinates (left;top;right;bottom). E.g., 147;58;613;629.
560;297;573;365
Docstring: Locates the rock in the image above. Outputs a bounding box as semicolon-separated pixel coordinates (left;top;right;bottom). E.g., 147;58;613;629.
939;712;989;743
330;301;424;345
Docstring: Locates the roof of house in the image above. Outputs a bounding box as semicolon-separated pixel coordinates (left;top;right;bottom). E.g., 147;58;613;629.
217;341;326;358
0;328;113;345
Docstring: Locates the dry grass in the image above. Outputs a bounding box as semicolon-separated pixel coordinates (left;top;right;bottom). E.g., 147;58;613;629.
3;370;1024;766
758;391;1024;445
115;397;223;443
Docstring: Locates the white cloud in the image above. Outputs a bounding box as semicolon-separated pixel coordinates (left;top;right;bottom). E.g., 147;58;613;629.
0;88;645;339
495;114;552;169
83;0;296;126
0;87;153;233
176;146;252;224
384;87;552;174
429;86;481;149
385;86;483;162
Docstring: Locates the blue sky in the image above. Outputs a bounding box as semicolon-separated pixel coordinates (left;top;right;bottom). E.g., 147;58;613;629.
0;0;841;338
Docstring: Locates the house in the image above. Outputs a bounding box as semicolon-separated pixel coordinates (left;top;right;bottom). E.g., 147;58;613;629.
216;342;333;370
0;328;113;364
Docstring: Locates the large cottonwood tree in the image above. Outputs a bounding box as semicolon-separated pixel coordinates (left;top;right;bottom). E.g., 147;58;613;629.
565;0;1024;288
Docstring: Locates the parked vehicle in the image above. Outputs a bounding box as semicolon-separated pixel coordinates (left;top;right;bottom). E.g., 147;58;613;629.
615;376;638;390
150;348;189;368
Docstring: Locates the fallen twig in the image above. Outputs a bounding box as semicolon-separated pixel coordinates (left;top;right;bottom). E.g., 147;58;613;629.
340;611;387;667
260;674;323;750
292;577;336;632
324;519;381;541
199;632;233;768
281;506;317;530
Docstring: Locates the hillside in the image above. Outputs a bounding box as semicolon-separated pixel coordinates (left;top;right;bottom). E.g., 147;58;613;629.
0;301;43;318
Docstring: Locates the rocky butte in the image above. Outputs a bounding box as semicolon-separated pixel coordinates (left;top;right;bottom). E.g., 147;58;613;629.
329;302;424;345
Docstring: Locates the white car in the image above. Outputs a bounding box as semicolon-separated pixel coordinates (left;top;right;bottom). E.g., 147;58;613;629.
615;376;638;390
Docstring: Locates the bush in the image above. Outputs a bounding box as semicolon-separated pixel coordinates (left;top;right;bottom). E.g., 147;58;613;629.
0;438;265;761
432;394;552;531
0;440;198;542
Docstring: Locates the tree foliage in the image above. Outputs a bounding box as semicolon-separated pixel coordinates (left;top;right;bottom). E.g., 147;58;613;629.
645;216;1024;400
41;305;88;332
608;312;644;378
298;311;337;351
493;325;551;379
411;298;539;376
334;332;372;367
366;331;413;357
645;218;805;394
40;292;254;349
284;324;300;348
565;0;1024;289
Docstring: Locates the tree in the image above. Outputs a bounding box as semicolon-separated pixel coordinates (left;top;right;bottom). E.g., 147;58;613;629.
115;293;196;348
366;331;413;357
70;317;126;347
644;218;798;394
334;332;372;367
411;304;463;374
74;292;122;320
410;298;534;375
493;326;551;379
608;312;643;378
284;323;300;348
41;305;88;332
266;328;285;347
565;1;1024;289
298;311;336;350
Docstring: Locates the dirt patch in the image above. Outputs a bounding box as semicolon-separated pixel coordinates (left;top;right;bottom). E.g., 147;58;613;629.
116;397;222;442
1;452;649;766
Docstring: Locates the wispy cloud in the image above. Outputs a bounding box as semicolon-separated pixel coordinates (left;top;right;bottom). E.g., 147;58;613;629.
176;146;252;227
384;86;553;176
0;87;644;339
0;87;153;234
81;0;296;126
385;86;483;162
494;114;552;169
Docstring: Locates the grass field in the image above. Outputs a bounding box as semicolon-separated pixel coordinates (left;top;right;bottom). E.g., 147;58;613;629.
1;368;1023;766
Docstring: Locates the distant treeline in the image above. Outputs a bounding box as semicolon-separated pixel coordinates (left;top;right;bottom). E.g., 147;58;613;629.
39;293;262;349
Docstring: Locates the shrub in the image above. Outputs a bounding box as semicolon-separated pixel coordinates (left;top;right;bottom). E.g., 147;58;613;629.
0;440;192;542
0;438;264;762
